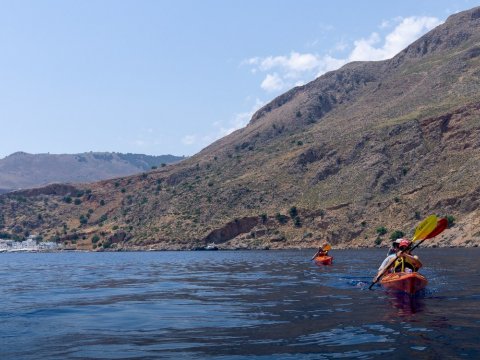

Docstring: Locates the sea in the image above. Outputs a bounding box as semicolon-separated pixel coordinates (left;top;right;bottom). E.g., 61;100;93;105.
0;248;479;359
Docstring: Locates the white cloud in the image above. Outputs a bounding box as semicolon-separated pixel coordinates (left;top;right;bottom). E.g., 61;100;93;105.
380;20;391;29
244;15;442;93
254;52;321;75
349;16;442;61
261;73;284;92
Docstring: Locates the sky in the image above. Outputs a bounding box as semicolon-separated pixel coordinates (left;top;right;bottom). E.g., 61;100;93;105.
0;0;477;158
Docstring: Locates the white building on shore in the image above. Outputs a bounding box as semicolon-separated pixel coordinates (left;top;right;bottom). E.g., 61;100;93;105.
0;235;60;252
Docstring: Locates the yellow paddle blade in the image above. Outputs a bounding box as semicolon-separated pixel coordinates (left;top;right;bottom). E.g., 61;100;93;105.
322;244;332;251
412;215;438;242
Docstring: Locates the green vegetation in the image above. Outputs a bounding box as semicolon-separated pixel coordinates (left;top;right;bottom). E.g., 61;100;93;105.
375;237;382;246
74;198;82;205
63;196;72;204
79;215;88;225
376;226;387;236
276;213;289;224
289;206;298;218
446;215;455;227
294;216;302;227
390;230;405;241
260;213;268;223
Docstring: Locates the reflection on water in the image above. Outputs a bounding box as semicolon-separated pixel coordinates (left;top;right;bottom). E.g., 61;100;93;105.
386;292;426;316
0;249;479;359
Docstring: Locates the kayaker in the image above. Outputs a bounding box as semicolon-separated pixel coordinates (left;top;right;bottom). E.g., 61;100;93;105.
392;239;418;272
378;239;401;272
378;238;419;274
311;243;330;260
387;239;401;255
378;238;411;273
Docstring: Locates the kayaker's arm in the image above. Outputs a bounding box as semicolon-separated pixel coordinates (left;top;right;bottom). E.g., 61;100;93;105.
311;250;320;260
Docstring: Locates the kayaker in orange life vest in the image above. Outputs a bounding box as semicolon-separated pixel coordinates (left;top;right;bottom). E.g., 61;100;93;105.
377;238;412;273
311;243;330;260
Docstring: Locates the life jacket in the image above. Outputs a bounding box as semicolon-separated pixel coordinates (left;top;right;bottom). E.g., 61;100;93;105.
393;254;423;272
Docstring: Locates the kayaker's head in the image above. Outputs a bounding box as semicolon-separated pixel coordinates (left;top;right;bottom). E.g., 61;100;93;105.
398;239;411;250
392;239;401;248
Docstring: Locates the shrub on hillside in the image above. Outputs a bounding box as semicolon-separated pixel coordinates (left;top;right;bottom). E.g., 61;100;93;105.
390;230;405;241
446;215;455;227
376;226;387;236
289;206;298;218
275;213;289;224
294;216;302;227
260;213;268;223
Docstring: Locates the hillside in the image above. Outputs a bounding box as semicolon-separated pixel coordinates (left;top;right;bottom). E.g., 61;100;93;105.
0;152;185;193
0;7;479;250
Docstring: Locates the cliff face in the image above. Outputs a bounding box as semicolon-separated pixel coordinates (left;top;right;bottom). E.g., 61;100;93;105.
1;7;480;250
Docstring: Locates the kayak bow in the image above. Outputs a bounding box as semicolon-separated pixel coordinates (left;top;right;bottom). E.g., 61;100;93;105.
380;272;427;295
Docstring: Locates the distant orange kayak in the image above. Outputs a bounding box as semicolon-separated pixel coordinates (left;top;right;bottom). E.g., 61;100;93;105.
380;272;427;295
314;255;333;265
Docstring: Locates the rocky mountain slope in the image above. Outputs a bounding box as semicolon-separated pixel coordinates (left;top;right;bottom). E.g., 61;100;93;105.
0;152;185;193
1;7;479;250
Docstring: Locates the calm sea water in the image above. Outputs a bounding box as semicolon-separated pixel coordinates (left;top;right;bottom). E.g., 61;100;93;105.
0;248;479;359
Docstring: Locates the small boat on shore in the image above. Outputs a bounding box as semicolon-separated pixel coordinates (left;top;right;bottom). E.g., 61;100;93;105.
380;272;427;295
313;255;333;266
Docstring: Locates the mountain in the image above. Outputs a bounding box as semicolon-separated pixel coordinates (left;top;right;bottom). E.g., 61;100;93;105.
1;7;479;250
0;152;185;193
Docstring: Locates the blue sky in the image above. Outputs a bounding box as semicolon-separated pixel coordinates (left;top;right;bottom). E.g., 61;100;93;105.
0;0;477;158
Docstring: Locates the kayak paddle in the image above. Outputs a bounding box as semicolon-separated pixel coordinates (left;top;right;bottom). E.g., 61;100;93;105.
368;215;438;289
409;217;448;252
411;214;439;242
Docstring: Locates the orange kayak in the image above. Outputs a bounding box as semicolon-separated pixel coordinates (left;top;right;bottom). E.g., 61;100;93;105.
380;272;427;295
314;255;333;265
